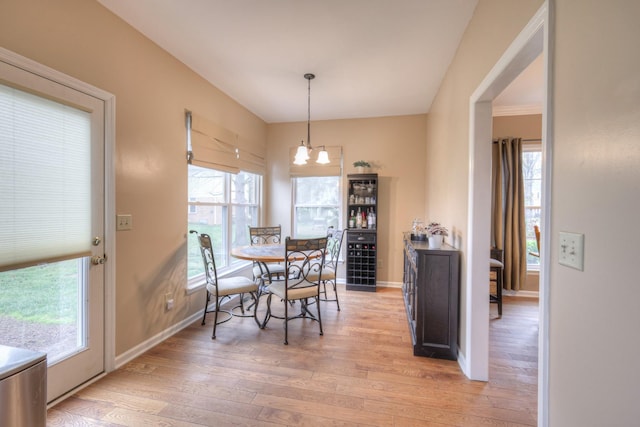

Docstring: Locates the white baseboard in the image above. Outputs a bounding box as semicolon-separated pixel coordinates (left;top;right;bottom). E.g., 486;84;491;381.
114;310;202;369
457;349;470;379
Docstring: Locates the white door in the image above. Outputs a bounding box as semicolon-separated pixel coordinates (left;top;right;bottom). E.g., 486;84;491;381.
0;57;105;402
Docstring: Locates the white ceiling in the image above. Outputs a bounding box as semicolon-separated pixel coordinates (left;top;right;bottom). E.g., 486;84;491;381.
97;0;541;123
493;53;543;116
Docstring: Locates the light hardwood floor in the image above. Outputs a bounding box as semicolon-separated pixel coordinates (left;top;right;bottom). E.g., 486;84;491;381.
48;287;538;426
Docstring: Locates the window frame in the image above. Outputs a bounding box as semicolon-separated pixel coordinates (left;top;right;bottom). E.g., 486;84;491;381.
522;143;542;271
187;165;262;290
291;175;343;238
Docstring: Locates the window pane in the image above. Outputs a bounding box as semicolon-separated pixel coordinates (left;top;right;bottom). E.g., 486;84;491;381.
295;176;340;205
523;150;542;269
231;205;257;258
295;206;340;237
0;259;84;364
188;205;226;275
188;166;225;203
293;176;341;238
188;165;261;279
231;171;258;204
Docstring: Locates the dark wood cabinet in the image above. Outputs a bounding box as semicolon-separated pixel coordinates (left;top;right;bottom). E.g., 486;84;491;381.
402;234;460;360
346;174;377;292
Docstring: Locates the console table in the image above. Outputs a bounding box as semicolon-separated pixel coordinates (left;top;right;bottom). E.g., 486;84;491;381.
402;234;460;360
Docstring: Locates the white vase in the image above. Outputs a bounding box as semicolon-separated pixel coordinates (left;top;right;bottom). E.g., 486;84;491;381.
428;234;443;249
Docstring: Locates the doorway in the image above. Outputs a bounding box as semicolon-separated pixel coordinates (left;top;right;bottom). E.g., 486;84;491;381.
465;2;551;425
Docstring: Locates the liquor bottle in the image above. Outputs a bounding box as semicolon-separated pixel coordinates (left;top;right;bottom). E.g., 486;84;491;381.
349;210;355;228
367;208;374;229
356;207;362;228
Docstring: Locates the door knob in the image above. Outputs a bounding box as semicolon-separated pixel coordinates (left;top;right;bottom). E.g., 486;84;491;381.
91;255;105;265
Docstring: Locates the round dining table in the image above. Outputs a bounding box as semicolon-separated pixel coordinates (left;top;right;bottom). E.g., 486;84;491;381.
231;243;286;263
231;243;324;264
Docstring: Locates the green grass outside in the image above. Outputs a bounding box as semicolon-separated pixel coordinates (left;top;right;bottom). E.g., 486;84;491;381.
0;259;79;324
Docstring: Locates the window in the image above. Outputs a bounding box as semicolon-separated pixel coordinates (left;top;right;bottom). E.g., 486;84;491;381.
293;176;341;238
523;146;542;269
187;165;261;281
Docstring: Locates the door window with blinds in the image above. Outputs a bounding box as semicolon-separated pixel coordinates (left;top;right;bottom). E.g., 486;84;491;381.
0;83;93;366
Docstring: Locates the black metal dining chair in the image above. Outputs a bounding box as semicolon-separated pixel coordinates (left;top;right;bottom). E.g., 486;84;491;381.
318;226;345;310
260;236;328;345
190;230;259;339
248;225;286;286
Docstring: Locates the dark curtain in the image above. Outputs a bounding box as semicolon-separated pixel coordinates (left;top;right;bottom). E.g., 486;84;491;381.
492;137;526;291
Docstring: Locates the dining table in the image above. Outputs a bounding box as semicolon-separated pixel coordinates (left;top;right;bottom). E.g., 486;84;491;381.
231;242;325;263
231;243;286;263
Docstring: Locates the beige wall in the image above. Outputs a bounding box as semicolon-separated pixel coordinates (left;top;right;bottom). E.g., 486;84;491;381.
266;115;428;284
0;0;267;355
425;0;544;361
493;114;542;141
551;1;640;424
493;114;542;292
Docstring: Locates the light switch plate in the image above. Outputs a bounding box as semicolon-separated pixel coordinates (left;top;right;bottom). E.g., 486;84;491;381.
116;214;133;231
558;231;584;271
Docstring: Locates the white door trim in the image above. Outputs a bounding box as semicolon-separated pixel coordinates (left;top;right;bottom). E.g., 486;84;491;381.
465;2;551;426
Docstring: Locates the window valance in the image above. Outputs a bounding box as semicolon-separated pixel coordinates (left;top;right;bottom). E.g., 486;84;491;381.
187;111;265;175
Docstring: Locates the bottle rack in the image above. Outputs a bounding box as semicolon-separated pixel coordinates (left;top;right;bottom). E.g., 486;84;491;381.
347;174;377;230
346;232;376;290
346;173;378;292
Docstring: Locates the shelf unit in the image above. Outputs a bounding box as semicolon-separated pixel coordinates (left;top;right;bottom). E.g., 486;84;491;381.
346;173;377;292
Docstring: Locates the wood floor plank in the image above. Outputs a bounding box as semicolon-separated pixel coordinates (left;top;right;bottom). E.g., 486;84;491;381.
49;288;538;426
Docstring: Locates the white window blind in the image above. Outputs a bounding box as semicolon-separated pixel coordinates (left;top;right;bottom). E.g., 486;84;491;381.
0;83;92;271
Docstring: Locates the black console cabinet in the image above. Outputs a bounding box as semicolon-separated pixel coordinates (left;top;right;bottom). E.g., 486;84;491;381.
402;234;460;360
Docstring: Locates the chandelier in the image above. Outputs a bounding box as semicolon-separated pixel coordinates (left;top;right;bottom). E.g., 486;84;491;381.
293;73;329;165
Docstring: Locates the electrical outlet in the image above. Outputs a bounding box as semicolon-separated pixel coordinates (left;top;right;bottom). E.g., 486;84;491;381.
165;292;174;311
116;214;133;231
559;231;584;271
377;259;383;269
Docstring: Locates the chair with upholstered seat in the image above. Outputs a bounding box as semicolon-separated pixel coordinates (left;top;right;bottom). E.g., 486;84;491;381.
490;247;504;316
260;236;328;345
190;230;259;339
318;226;345;310
249;225;286;286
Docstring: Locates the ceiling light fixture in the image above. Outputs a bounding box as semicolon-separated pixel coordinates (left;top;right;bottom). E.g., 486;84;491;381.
293;73;329;165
